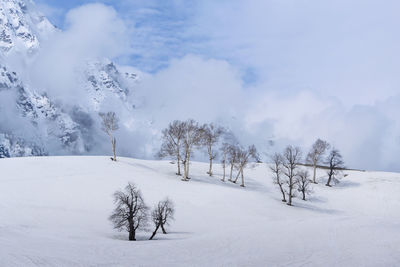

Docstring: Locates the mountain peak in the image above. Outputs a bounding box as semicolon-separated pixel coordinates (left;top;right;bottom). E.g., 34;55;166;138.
0;0;55;54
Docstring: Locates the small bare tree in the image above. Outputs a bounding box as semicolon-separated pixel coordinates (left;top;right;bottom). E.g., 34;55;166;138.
227;144;239;182
282;145;302;206
158;120;186;176
296;170;312;200
220;143;230;182
99;111;119;161
149;198;175;240
182;119;203;181
109;183;149;241
201;123;224;176
270;153;286;202
232;145;259;187
306;139;330;183
325;148;345;187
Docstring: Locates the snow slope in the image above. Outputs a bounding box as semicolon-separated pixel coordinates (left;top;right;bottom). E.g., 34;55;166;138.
0;156;399;266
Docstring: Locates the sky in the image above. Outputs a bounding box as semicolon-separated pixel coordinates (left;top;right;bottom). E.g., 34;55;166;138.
30;0;400;171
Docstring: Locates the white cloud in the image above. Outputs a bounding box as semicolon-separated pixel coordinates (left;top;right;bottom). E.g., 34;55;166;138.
27;3;131;103
9;1;400;171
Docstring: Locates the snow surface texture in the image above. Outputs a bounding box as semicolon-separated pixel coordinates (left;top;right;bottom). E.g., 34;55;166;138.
0;156;399;266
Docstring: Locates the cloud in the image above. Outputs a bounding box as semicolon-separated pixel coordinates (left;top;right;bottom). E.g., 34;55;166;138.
134;55;243;126
7;0;400;171
131;53;400;171
27;3;131;103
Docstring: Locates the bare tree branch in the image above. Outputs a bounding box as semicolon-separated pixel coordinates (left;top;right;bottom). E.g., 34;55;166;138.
149;198;175;240
306;139;330;184
109;182;149;241
325;148;345;187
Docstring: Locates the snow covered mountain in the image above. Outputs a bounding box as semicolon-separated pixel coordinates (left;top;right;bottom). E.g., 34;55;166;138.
0;0;54;54
0;0;140;158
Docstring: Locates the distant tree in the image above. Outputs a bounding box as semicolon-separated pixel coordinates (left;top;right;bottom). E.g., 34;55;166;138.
158;120;186;176
296;170;312;200
232;145;259;187
270;153;286;202
99;111;119;161
325;148;345;187
220;143;230;182
282;145;302;206
109;183;149;241
306;139;330;183
181;119;203;181
201;123;224;176
227;144;239;182
149;198;175;240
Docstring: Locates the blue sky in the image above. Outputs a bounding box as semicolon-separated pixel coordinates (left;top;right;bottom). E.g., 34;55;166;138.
35;0;203;73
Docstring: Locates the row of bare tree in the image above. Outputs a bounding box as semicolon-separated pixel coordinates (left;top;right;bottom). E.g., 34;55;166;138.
98;113;261;187
109;182;175;241
271;139;345;206
158;119;259;187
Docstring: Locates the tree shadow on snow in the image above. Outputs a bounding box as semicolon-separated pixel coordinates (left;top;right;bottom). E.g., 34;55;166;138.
306;195;329;203
109;231;192;242
293;202;342;215
334;180;361;189
186;172;270;193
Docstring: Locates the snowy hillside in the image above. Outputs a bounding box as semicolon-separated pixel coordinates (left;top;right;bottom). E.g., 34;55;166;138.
0;156;399;266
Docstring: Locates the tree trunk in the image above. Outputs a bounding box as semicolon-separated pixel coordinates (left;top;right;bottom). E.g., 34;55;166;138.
161;223;167;234
233;169;240;183
326;168;333;186
177;159;181;176
302;190;306;200
129;222;136;241
221;163;226;182
208;156;213;176
182;150;190;181
176;147;181;175
312;162;317;183
149;224;160;240
326;174;332;186
186;152;190;180
279;185;287;202
112;137;117;161
229;163;234;181
240;168;245;187
287;178;293;206
109;134;117;161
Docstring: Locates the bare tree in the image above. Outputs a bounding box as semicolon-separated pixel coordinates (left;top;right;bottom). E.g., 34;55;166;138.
149;198;175;240
325;148;345;187
201;123;224;176
109;183;149;241
282;145;302;206
232;145;259;187
158;120;186;176
227;144;239;182
306;139;330;183
220;142;233;182
270;153;286;202
99;111;119;161
296;170;312;200
181;119;203;181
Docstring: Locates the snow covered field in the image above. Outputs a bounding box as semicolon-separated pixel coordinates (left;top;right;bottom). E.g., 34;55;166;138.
0;156;399;266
